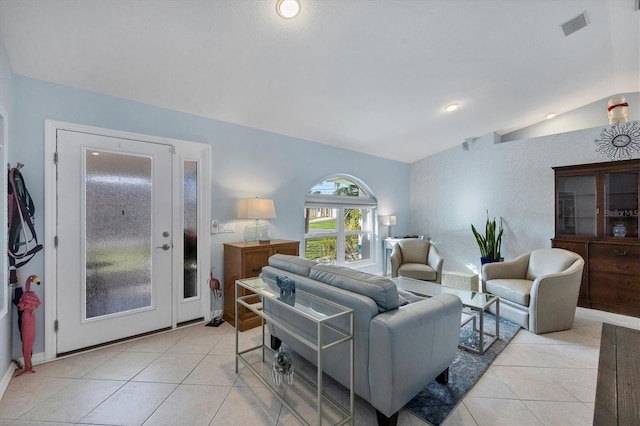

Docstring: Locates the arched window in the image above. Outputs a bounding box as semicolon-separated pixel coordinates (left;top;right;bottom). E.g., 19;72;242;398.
304;175;377;266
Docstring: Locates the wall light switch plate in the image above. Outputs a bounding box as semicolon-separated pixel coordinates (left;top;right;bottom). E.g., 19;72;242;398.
211;220;234;234
218;223;234;233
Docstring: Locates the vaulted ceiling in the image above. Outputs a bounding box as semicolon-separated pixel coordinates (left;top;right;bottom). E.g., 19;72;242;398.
1;0;638;162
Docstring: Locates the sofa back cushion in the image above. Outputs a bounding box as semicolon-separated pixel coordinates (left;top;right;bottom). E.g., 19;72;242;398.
310;264;399;312
526;248;580;280
398;239;430;264
268;254;317;277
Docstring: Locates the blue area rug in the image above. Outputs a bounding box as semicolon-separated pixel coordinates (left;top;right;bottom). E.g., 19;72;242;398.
405;313;520;425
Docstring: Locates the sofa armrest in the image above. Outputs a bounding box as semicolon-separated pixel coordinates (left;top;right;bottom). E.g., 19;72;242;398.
481;253;530;291
529;258;584;333
427;244;444;283
368;294;462;417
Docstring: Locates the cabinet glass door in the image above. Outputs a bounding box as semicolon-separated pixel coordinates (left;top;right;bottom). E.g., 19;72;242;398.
604;172;639;238
557;175;597;236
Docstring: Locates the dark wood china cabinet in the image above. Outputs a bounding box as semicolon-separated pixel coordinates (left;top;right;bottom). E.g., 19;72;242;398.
552;159;640;318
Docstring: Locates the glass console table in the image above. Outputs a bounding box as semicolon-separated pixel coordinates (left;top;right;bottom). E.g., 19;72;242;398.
235;277;354;425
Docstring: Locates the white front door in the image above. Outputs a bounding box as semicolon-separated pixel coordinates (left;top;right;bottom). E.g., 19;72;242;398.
56;130;173;353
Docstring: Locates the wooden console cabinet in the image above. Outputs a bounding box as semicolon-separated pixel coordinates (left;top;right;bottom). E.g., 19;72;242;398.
552;159;640;318
223;240;299;331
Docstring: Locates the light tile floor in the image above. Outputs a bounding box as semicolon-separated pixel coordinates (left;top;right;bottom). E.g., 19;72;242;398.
0;307;638;425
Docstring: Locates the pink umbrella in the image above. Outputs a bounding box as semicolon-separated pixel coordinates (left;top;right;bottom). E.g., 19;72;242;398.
15;275;41;377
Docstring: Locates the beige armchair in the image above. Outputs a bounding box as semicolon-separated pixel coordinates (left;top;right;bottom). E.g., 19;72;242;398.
390;239;443;283
482;248;585;334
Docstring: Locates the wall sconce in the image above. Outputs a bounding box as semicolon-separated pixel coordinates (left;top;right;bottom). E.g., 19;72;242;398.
238;198;277;243
379;215;396;237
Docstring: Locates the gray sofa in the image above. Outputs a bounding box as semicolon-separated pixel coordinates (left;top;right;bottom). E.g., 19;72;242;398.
261;254;462;426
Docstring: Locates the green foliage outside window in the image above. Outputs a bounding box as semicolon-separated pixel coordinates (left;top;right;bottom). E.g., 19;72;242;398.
306;184;364;264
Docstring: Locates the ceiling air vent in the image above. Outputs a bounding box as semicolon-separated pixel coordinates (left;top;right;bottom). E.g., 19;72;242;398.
561;12;589;36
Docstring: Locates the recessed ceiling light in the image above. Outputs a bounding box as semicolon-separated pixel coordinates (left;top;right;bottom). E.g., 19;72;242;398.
545;113;557;120
276;0;300;19
445;103;459;112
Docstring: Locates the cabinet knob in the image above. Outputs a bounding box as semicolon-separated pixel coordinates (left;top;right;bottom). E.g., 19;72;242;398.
251;268;262;273
613;249;628;256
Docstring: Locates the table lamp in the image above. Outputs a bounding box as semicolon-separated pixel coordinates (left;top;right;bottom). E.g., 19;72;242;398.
379;214;396;237
239;198;277;243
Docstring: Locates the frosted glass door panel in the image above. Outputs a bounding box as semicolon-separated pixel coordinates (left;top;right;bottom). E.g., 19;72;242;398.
85;151;152;318
56;129;172;354
183;160;198;299
176;144;209;325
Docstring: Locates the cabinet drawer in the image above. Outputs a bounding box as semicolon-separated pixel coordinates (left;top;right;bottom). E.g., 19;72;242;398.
590;272;640;305
243;249;272;277
274;246;299;256
589;244;640;275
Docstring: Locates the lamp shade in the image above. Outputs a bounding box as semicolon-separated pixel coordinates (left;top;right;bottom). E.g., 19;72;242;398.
238;198;277;219
379;215;396;226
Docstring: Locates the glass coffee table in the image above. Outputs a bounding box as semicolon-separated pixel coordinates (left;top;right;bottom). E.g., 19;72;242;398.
392;276;500;354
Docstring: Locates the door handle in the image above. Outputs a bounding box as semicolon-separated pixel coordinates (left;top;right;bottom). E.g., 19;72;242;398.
156;244;171;251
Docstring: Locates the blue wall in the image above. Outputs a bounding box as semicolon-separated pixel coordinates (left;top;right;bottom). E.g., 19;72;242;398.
9;75;410;359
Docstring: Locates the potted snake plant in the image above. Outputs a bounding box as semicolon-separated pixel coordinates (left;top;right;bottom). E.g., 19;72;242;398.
471;211;504;264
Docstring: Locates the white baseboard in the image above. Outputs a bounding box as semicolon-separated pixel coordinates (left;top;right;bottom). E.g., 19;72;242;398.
0;361;17;400
12;351;46;370
0;351;47;398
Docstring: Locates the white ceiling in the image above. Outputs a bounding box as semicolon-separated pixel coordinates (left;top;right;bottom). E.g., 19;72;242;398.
1;0;639;163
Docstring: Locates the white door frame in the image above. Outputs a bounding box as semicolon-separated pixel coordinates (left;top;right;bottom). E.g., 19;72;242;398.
44;120;212;360
0;106;7;320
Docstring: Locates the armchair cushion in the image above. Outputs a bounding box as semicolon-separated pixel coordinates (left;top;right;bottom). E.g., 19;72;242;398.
397;264;437;282
400;240;430;264
485;278;533;306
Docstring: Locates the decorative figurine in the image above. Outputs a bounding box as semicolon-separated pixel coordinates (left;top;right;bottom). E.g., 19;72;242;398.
276;276;296;306
272;346;294;386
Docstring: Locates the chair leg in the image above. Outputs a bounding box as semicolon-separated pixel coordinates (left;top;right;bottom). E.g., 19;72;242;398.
436;367;449;384
376;410;398;426
270;336;282;350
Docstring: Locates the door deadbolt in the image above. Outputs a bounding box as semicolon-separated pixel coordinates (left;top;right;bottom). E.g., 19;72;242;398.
162;231;170;237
